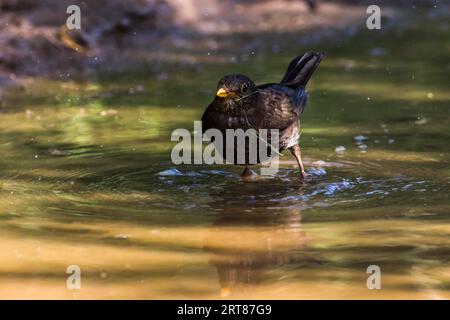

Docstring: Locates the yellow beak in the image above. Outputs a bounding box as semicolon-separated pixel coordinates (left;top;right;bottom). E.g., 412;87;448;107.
216;88;229;98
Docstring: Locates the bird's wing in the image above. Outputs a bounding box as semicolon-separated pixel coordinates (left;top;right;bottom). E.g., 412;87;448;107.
201;100;215;124
257;82;308;113
251;85;303;130
201;99;246;132
201;100;223;132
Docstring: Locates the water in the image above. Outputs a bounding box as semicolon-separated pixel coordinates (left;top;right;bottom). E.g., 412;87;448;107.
0;16;449;299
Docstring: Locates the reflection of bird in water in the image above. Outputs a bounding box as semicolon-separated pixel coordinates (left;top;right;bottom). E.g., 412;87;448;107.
204;181;321;297
205;209;306;297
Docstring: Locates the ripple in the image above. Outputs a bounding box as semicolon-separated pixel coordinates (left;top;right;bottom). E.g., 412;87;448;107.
14;158;445;221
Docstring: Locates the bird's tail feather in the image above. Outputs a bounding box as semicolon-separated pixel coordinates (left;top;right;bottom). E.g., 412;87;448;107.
280;52;324;88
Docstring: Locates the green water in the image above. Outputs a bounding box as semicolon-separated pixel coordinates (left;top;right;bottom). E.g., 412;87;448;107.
0;16;449;299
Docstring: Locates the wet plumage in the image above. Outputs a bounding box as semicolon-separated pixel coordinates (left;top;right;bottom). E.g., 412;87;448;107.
201;52;324;178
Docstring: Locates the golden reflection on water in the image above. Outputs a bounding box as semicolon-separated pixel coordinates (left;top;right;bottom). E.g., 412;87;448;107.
1;17;450;299
1;214;449;299
205;207;309;298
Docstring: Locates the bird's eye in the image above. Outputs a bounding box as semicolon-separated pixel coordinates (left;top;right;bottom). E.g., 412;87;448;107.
241;84;248;93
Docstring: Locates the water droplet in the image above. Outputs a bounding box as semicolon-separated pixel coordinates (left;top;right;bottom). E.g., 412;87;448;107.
158;168;183;176
358;144;368;150
335;146;346;153
354;135;369;142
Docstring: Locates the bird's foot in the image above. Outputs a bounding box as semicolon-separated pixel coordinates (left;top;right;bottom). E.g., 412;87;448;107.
300;170;308;179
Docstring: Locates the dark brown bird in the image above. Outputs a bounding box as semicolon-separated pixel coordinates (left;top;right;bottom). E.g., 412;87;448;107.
201;52;324;178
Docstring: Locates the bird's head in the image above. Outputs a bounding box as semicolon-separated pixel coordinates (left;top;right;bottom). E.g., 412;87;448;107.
215;75;257;102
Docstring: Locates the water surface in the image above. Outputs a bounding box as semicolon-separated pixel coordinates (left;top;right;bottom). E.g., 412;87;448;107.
0;16;449;299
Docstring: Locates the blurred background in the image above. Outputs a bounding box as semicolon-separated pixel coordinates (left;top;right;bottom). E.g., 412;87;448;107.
0;0;446;86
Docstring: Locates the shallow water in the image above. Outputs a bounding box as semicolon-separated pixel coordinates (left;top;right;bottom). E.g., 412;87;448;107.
0;16;449;299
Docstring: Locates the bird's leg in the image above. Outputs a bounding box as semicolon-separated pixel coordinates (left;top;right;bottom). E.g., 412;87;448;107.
241;166;256;178
289;144;307;178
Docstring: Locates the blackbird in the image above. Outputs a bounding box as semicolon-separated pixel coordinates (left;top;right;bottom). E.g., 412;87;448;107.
201;52;324;178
